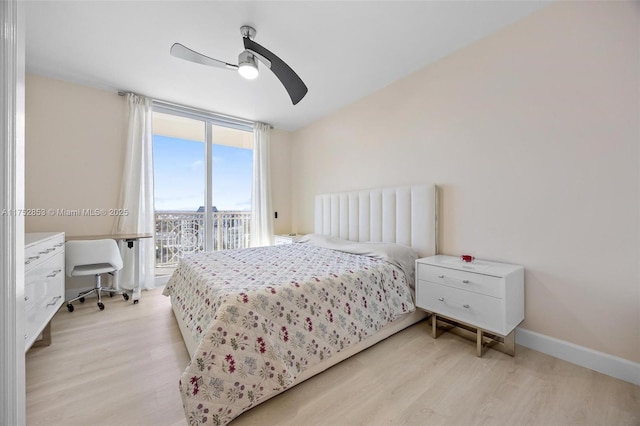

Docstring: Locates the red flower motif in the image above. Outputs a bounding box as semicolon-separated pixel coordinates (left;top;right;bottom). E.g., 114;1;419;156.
257;337;266;353
225;354;236;373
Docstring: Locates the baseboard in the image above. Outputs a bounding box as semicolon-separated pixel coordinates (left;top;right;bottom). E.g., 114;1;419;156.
155;274;171;287
516;327;640;386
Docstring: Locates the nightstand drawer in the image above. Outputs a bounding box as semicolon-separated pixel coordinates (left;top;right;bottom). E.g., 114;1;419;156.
416;280;503;335
417;263;503;298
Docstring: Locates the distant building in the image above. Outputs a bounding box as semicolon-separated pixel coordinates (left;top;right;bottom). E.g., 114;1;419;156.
196;206;219;213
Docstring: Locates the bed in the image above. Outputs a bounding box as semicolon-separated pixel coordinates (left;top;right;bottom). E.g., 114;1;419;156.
163;184;438;425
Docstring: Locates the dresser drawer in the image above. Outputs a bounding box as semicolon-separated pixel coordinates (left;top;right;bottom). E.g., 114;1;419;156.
416;280;504;335
417;263;503;298
25;249;65;350
25;233;65;271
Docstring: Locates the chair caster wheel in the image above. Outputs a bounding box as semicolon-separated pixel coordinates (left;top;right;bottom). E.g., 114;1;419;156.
123;293;129;301
79;297;85;303
67;304;74;312
109;292;114;297
98;302;105;310
133;299;139;304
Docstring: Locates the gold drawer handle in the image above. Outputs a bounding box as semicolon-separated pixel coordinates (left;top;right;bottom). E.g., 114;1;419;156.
462;280;470;284
438;275;444;279
463;304;470;309
438;297;444;302
25;255;40;264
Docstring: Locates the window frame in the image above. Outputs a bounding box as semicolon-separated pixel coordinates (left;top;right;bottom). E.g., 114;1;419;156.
152;101;253;255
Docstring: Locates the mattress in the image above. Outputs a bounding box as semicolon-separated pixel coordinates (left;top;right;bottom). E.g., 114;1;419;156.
164;237;422;425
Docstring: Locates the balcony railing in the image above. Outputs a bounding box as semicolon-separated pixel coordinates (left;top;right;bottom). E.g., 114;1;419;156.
155;210;252;267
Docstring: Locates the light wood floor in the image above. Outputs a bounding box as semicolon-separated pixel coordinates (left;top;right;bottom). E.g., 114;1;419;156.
27;288;639;426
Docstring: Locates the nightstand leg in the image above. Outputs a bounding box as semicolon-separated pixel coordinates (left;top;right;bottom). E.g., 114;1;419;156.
429;313;452;339
503;329;516;356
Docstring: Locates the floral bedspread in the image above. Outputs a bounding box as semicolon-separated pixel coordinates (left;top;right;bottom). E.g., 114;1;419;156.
163;243;415;425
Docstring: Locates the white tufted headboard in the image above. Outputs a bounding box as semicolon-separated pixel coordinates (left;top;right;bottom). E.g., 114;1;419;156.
314;184;438;257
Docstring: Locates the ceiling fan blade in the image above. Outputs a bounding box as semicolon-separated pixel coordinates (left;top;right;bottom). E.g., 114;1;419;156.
243;38;308;105
170;43;238;70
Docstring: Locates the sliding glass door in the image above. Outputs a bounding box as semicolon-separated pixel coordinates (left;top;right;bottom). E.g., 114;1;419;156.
152;110;253;270
210;125;253;250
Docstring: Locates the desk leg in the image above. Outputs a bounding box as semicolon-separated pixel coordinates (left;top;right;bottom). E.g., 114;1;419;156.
134;238;141;303
127;238;141;304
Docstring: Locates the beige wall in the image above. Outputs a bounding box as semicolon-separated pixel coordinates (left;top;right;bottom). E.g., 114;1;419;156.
25;74;128;236
291;2;640;363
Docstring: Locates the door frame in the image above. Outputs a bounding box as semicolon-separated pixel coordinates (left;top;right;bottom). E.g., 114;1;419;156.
1;0;26;424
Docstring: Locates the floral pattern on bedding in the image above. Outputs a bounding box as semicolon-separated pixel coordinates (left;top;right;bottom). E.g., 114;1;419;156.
163;243;415;425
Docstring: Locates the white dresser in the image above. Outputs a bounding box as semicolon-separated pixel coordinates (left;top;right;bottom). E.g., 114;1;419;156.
25;232;65;351
415;255;524;356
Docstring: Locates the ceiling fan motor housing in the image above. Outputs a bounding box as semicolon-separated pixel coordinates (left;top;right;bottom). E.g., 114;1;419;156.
240;25;257;40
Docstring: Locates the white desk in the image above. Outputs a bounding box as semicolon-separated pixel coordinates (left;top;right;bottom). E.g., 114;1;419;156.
66;233;153;303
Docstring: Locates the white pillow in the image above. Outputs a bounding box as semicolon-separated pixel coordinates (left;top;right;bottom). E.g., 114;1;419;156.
297;234;418;287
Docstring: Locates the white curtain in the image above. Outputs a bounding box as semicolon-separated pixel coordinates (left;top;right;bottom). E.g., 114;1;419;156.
112;93;155;290
250;123;273;247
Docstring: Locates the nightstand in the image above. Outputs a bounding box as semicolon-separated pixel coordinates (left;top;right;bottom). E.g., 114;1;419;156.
274;234;303;245
415;255;524;357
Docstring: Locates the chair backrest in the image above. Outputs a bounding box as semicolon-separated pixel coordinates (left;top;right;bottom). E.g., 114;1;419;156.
65;239;124;277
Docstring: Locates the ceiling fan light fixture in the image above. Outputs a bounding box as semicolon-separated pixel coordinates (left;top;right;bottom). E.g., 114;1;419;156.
238;51;258;80
170;25;308;104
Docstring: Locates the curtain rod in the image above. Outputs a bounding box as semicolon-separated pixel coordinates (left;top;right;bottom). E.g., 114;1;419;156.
117;90;273;129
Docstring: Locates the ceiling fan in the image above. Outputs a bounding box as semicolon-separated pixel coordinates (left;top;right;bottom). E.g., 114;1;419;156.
170;26;308;105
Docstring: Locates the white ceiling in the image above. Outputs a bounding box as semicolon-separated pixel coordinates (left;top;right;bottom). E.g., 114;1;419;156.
25;1;549;131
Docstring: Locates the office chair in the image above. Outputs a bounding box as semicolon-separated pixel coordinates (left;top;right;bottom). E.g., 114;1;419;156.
65;239;128;311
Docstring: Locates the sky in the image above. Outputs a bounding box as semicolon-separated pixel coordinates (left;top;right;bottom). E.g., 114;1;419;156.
153;135;253;211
